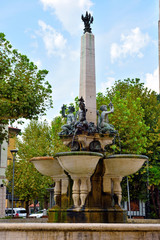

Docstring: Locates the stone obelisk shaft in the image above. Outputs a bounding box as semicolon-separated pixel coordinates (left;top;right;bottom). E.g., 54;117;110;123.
79;32;97;124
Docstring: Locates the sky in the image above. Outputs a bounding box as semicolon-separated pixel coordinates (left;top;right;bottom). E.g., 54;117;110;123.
0;0;159;129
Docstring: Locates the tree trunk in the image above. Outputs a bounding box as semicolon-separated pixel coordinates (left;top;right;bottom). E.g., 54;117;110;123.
25;200;29;217
155;187;160;218
151;185;158;218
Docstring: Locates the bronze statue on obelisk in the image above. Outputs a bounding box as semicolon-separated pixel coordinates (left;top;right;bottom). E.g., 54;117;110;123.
81;11;93;34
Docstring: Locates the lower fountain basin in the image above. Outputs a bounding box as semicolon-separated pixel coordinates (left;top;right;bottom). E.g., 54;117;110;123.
104;154;148;177
55;151;103;177
30;156;64;177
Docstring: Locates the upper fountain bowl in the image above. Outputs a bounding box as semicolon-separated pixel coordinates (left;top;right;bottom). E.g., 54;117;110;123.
104;154;148;177
55;151;103;177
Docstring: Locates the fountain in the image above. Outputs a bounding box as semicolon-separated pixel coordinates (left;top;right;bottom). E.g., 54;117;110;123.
30;12;148;223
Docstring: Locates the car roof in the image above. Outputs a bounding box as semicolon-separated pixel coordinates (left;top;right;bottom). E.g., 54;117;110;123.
6;208;26;210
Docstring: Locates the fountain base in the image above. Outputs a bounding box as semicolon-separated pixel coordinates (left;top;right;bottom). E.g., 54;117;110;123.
48;158;127;223
48;207;127;223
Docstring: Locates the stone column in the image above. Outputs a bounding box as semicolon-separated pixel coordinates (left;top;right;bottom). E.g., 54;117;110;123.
80;177;89;207
112;177;122;206
79;32;97;124
54;179;61;206
72;178;80;207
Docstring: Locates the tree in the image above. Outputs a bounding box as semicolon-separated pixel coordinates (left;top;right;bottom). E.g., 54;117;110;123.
17;120;54;160
97;78;160;218
0;33;53;143
97;79;149;154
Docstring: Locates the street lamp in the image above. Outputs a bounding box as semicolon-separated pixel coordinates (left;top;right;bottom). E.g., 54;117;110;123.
10;149;18;218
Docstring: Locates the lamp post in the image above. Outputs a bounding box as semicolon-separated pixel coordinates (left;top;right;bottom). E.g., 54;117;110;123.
10;149;18;218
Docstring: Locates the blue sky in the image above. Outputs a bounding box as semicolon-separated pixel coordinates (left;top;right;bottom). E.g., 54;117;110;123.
0;0;159;128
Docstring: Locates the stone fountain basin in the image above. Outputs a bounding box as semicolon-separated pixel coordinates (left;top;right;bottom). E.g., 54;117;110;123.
55;151;103;177
104;154;148;177
30;156;64;177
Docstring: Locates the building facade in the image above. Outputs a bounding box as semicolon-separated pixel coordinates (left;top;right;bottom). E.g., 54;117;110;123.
0;126;8;218
6;127;21;209
0;126;21;217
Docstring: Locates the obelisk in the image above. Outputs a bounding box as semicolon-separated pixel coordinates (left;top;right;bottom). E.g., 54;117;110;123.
79;12;97;124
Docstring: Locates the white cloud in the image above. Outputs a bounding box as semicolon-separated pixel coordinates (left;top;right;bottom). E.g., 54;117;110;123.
34;59;42;68
145;67;159;93
40;0;93;35
38;20;67;57
12;116;52;137
99;77;115;93
12;119;30;134
110;27;150;63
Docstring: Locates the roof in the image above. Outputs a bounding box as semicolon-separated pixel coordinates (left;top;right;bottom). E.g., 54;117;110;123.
8;127;21;134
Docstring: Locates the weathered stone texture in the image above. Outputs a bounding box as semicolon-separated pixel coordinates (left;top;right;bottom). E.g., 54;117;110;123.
79;33;96;124
0;223;160;240
0;186;6;218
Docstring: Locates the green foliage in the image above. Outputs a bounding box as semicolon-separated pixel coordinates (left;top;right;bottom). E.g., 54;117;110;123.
149;164;160;186
97;78;160;217
17;120;54;160
97;79;149;154
51;116;69;154
0;33;53;143
74;96;80;112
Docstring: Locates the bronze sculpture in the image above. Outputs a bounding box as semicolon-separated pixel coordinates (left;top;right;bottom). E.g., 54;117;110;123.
81;11;93;34
97;102;116;134
74;97;89;133
59;105;76;136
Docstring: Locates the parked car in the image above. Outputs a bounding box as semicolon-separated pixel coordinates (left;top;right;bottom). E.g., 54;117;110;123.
5;208;27;218
29;210;44;218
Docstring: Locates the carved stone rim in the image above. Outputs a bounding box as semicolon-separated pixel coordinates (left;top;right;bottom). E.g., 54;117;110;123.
59;132;115;138
105;154;148;160
30;156;54;161
55;151;104;158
